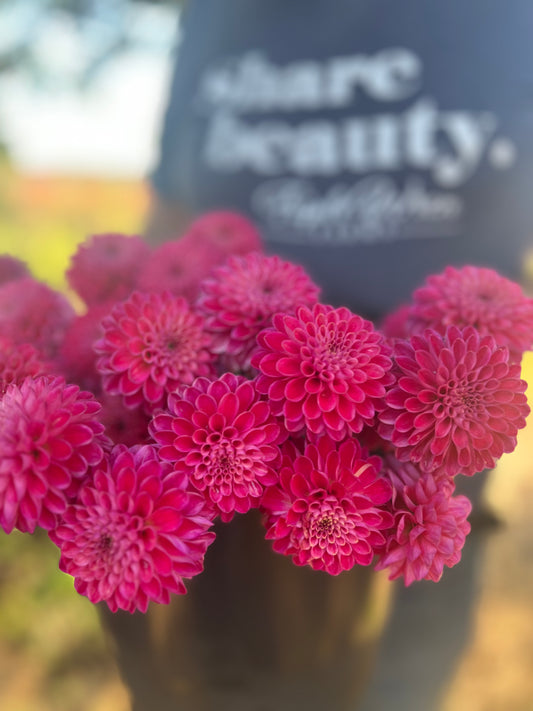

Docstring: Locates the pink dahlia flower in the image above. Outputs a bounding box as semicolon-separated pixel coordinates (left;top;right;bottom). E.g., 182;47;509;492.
261;437;393;574
139;212;263;301
380;451;429;494
183;210;263;260
151;373;283;521
378;326;530;477
375;473;471;586
252;304;393;441
59;305;109;393
50;445;215;613
0;376;109;534
197;252;320;373
0;337;49;396
95;291;215;412
409;265;533;362
0;277;75;360
138;238;215;302
0;255;30;285
67;233;150;307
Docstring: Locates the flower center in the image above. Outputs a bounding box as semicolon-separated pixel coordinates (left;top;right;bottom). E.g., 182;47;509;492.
197;439;249;494
439;381;482;420
99;534;113;552
316;516;334;534
303;499;354;549
166;336;182;351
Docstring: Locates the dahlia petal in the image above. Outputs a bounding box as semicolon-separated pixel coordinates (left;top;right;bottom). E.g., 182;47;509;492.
317;389;338;413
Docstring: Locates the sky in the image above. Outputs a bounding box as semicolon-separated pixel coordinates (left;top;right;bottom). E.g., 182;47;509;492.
0;0;179;178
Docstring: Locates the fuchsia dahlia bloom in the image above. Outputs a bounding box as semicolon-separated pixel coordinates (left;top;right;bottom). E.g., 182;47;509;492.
50;445;215;613
138;238;215;302
0;376;109;534
184;210;263;260
197;252;320;372
379;326;530;477
67;233;150;307
59;305;109;393
139;212;263;302
253;304;393;440
375;472;471;586
0;337;49;395
95;291;215;412
261;437;393;574
409;265;533;361
151;373;283;521
0;277;75;360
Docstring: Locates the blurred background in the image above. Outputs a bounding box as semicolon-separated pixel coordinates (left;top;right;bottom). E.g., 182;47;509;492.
0;0;177;290
0;2;532;710
0;2;177;710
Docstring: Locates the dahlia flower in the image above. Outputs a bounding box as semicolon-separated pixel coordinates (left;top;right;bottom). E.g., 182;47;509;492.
261;436;393;574
409;265;533;362
59;305;109;393
0;376;109;534
375;472;471;585
0;255;29;285
0;277;74;360
151;373;283;521
184;210;262;260
95;291;215;412
380;451;429;494
0;337;49;396
139;211;263;301
50;445;215;613
253;304;393;440
197;252;320;372
137;237;216;302
67;233;150;307
378;326;530;477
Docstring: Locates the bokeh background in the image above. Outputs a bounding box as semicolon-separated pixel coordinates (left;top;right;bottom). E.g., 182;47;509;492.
0;2;532;710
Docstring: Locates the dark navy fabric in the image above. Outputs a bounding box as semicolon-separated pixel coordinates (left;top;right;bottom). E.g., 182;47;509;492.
152;0;533;319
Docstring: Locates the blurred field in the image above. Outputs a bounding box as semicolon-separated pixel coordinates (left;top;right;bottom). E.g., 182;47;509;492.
0;158;149;292
0;158;532;711
0;160;146;711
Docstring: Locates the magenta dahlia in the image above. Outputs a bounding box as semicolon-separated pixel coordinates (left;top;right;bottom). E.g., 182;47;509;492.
67;233;150;307
0;337;49;396
95;291;215;412
409;265;533;362
50;444;215;613
261;436;393;574
0;255;30;285
375;472;471;585
59;304;109;393
197;252;320;372
252;304;393;441
184;210;263;260
378;326;530;477
380;451;428;494
138;237;215;302
0;376;110;534
151;373;283;521
0;277;75;360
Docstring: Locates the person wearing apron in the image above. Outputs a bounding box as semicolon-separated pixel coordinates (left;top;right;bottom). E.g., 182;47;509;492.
110;3;532;709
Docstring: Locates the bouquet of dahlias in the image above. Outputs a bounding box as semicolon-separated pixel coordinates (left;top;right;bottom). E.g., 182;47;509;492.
0;212;531;613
